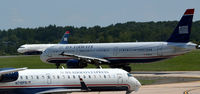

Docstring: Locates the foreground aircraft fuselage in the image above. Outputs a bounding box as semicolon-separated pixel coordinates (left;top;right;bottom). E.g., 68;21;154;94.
40;9;196;72
0;68;140;94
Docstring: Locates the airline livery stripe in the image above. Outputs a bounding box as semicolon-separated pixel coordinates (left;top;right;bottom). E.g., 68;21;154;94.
46;54;182;61
0;84;130;88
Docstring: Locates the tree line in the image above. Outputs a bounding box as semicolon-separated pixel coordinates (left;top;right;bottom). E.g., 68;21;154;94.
0;21;200;55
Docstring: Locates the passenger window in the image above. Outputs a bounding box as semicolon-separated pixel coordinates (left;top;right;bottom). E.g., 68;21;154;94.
73;75;75;79
26;76;28;79
68;75;70;79
20;76;23;79
47;75;50;79
88;75;91;78
31;76;33;79
78;75;80;78
104;75;106;78
57;75;60;79
83;75;86;78
53;75;56;79
36;76;39;79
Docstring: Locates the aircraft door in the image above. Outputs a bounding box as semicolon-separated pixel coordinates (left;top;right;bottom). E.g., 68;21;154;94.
113;47;119;56
75;46;80;55
157;44;163;56
117;73;123;84
46;73;52;84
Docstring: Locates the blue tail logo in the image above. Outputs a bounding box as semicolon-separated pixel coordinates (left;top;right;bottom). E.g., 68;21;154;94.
167;9;194;43
59;31;70;44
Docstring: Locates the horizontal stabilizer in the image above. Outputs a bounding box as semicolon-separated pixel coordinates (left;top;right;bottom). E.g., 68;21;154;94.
0;67;27;75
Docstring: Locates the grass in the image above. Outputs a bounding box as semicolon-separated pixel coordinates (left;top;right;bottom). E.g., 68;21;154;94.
0;56;55;68
139;80;156;85
0;50;200;71
131;50;200;71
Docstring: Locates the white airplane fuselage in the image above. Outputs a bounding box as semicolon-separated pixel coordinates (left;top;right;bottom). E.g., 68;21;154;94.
40;42;196;64
0;69;140;94
17;44;56;54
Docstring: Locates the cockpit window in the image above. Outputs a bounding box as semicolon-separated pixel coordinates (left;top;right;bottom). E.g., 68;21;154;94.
127;73;132;77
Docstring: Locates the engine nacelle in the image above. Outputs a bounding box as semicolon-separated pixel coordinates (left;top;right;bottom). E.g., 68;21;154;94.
66;59;87;68
0;68;19;82
66;59;80;68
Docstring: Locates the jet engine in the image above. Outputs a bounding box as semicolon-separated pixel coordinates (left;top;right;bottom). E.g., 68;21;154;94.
66;59;87;68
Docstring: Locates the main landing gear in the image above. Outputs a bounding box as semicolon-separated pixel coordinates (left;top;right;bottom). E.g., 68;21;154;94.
55;63;60;69
122;66;131;72
110;64;132;72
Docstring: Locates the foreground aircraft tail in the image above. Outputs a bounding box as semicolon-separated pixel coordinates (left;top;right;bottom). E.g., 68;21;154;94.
80;78;90;91
59;31;70;44
167;9;194;43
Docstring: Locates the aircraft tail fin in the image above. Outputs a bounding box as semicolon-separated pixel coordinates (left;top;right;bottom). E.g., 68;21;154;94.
167;9;194;43
59;31;70;44
80;78;90;91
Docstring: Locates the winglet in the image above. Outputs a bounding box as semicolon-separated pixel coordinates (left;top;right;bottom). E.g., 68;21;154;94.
0;67;27;75
80;78;90;91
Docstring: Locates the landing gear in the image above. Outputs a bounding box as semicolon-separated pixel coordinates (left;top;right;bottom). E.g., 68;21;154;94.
55;63;60;69
126;91;131;94
122;66;131;72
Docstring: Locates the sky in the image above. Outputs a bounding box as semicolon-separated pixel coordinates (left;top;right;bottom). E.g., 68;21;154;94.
0;0;200;30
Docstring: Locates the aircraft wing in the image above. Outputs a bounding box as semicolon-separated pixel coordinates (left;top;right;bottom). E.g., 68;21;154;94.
60;52;110;64
0;67;27;75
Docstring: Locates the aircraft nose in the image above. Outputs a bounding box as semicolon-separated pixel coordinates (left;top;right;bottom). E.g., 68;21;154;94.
134;79;141;92
17;48;23;53
129;77;141;92
40;52;47;63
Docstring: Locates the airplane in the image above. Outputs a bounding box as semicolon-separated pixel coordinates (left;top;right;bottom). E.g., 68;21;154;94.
17;31;70;55
0;67;141;94
40;9;197;72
